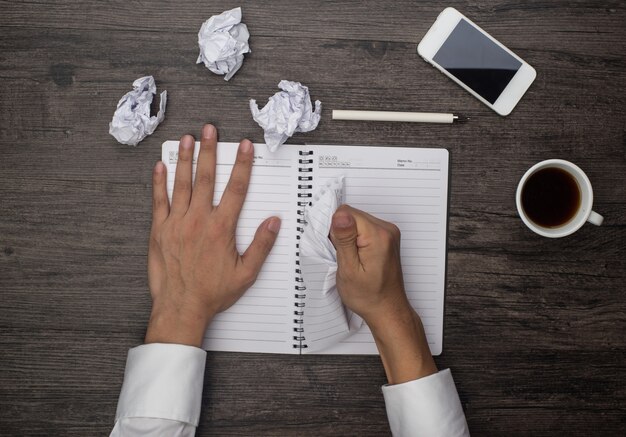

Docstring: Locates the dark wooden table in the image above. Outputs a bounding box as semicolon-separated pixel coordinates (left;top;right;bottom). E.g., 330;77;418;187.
1;1;624;435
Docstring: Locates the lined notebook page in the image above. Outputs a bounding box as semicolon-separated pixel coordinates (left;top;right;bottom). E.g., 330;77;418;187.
162;141;298;354
305;145;449;355
299;179;361;353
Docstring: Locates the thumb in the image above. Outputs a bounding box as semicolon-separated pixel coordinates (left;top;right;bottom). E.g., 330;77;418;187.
330;206;360;270
241;217;281;281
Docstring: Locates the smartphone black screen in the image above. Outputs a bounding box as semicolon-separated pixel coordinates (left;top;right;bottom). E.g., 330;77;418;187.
433;19;522;104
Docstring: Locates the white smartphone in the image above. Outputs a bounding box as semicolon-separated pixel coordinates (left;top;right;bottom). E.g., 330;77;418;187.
417;7;536;116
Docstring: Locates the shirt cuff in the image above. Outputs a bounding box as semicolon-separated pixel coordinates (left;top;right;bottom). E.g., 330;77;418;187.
382;369;470;437
115;343;207;426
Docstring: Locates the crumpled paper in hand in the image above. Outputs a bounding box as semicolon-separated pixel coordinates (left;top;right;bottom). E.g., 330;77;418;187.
109;76;167;146
300;176;363;334
196;7;250;81
300;177;344;271
249;80;322;152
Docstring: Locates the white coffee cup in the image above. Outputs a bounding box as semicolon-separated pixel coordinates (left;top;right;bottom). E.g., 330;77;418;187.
516;159;603;238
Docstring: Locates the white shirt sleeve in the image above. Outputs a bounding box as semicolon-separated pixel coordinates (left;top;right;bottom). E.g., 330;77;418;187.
110;343;207;437
382;369;470;437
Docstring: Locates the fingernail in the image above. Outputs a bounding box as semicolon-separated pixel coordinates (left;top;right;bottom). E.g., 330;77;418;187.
332;212;353;228
181;135;194;150
202;124;215;139
240;140;253;154
267;217;281;234
154;161;164;173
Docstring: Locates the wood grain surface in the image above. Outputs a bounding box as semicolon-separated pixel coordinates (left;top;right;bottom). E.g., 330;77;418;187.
1;1;624;435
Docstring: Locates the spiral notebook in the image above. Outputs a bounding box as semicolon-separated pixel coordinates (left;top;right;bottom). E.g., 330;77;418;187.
162;141;449;355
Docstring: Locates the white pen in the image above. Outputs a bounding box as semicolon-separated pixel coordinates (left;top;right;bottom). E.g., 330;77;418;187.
332;109;468;124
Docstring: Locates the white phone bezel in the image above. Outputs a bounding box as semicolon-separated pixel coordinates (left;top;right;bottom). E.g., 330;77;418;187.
417;7;536;116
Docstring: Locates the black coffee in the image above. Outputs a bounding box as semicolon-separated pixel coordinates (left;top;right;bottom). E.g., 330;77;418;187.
521;167;581;228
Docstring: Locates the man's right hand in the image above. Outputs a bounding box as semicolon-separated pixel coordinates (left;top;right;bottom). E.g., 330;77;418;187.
330;205;438;384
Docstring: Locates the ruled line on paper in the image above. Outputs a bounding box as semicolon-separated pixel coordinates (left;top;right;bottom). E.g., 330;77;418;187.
318;166;440;172
204;337;286;343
